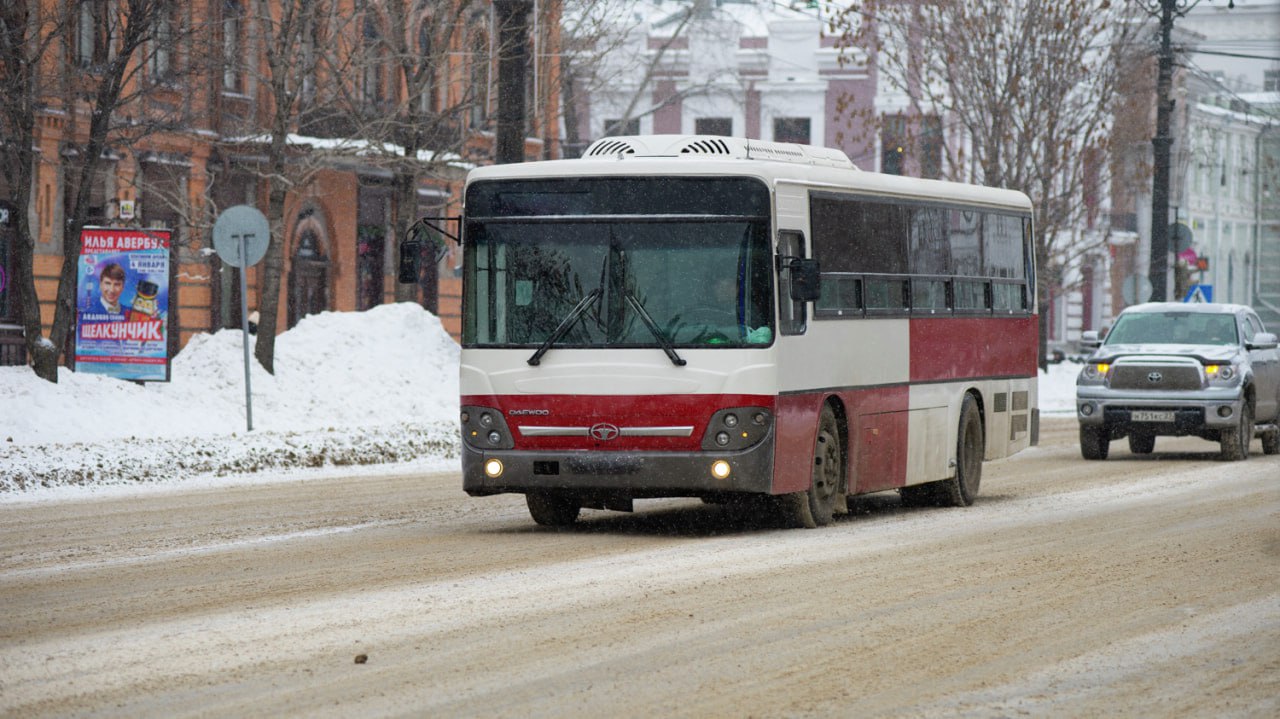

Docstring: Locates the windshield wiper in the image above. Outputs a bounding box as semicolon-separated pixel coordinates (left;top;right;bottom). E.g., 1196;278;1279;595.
625;291;687;367
527;288;602;366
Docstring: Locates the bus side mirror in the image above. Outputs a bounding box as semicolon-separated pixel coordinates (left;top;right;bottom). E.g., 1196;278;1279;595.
398;219;454;284
789;258;821;302
397;239;421;284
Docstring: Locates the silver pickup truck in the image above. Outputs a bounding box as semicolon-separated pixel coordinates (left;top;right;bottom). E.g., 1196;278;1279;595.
1075;302;1280;460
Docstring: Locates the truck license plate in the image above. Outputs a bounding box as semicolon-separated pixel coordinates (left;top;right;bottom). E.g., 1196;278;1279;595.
1131;410;1174;422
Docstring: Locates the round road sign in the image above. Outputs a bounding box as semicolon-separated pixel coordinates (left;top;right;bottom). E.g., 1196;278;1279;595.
212;205;271;268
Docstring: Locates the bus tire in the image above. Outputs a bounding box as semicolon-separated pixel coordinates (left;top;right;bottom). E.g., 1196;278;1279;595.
808;406;844;525
775;491;816;529
937;394;983;507
525;492;581;527
778;405;844;529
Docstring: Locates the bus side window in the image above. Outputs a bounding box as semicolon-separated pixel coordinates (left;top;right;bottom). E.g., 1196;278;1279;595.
778;230;807;335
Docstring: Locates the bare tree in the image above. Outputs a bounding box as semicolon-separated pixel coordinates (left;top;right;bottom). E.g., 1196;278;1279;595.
1;0;193;382
827;0;1144;367
358;0;482;305
219;0;352;373
556;0;725;156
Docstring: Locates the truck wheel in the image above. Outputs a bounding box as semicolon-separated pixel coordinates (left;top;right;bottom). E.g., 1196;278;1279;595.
1080;425;1110;460
1128;432;1155;454
1263;426;1280;455
526;492;581;526
1219;402;1252;461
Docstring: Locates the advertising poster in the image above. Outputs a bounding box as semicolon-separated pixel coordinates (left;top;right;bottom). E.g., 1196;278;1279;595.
74;227;172;382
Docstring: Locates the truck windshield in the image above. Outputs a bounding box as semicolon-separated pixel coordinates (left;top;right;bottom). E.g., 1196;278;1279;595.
1106;311;1238;346
462;177;774;350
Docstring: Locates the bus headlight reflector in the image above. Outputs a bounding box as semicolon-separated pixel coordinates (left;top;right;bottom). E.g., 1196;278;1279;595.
484;459;504;478
715;431;731;446
711;460;731;480
488;431;502;445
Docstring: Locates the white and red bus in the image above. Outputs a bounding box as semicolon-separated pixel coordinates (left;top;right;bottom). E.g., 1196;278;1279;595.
453;135;1038;528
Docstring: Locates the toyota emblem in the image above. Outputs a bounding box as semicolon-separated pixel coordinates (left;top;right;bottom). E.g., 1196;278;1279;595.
1147;371;1163;383
589;423;620;441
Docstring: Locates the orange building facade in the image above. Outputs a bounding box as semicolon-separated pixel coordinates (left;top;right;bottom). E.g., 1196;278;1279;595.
0;0;561;366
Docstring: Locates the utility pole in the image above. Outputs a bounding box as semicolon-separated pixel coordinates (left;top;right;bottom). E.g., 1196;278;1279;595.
1148;0;1178;303
494;0;532;165
1147;0;1232;302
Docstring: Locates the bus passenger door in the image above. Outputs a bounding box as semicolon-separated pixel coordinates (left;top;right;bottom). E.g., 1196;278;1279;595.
776;230;809;336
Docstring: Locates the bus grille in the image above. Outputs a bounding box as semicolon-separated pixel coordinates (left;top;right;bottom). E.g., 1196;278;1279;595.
1109;364;1202;390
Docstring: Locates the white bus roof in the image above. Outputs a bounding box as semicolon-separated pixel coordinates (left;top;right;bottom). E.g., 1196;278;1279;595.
466;135;1033;214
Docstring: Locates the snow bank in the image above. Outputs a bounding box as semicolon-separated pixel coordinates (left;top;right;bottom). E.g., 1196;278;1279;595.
1;303;461;491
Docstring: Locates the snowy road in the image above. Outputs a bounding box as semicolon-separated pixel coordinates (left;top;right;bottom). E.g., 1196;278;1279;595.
1;418;1277;717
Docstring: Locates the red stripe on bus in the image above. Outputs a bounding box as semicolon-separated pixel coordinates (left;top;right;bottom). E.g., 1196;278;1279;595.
909;316;1039;383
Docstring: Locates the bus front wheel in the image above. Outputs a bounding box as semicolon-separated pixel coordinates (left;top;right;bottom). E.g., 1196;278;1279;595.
780;405;844;528
526;492;581;527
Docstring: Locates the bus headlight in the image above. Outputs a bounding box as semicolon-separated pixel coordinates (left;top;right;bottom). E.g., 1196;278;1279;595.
710;460;731;480
484;458;504;478
701;407;773;451
462;405;515;450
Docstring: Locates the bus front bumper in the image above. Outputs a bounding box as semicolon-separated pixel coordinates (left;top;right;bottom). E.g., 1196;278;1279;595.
462;441;776;498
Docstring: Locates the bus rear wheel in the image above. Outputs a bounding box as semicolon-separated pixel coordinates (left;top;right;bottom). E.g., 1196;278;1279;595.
526;492;581;527
937;394;983;507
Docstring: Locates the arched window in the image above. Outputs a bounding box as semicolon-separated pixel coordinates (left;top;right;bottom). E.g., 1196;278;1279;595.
289;204;330;328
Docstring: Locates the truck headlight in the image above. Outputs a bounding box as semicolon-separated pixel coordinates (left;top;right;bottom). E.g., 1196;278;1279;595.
1080;363;1109;382
1205;364;1235;381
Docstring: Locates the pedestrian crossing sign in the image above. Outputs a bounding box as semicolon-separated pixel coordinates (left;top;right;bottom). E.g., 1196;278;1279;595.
1183;285;1213;303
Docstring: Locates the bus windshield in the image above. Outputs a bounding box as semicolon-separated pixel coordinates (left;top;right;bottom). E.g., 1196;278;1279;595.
463;219;774;349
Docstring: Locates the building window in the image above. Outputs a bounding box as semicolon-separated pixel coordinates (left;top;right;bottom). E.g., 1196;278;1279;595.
695;117;732;136
881;114;907;175
362;12;387;107
773;117;810;145
1265;69;1279;93
469;32;490;129
604;118;639;136
417;21;438;114
148;6;176;82
222;0;243;93
76;0;113;68
920;115;943;179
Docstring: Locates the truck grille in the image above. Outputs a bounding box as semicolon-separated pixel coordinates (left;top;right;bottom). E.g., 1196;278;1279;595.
1109;364;1202;391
